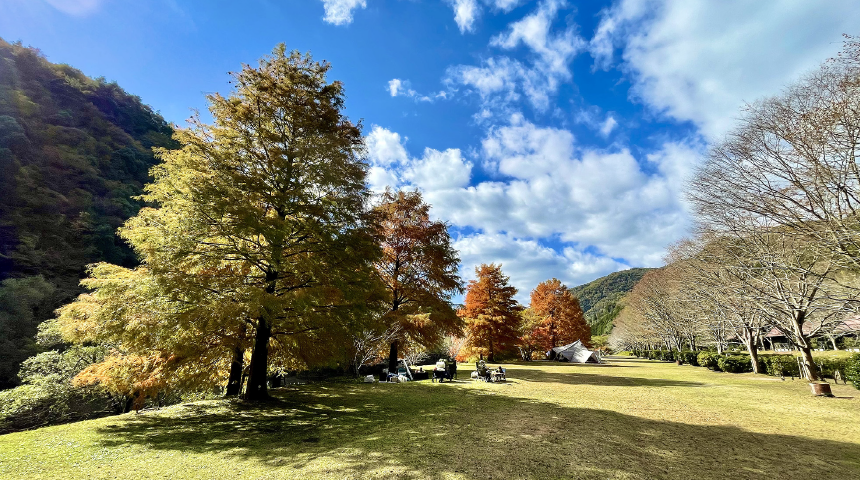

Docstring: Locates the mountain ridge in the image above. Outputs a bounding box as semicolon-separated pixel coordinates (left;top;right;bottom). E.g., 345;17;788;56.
569;268;653;336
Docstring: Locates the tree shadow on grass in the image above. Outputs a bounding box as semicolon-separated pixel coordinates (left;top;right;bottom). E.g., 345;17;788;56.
92;381;860;480
509;368;705;388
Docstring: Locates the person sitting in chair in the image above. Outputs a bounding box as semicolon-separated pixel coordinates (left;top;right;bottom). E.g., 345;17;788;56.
476;359;490;381
433;359;447;382
446;360;457;380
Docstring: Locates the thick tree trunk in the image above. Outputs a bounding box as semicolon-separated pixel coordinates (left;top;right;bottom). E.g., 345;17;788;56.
226;345;245;396
388;339;399;375
244;317;271;401
829;336;838;350
488;340;495;363
799;346;821;381
744;338;760;374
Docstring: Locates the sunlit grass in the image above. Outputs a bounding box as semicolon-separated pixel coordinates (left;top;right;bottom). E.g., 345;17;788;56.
1;357;858;479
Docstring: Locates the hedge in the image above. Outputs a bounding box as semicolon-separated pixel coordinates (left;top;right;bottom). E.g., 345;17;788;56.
758;354;800;378
845;354;860;390
718;355;753;373
697;352;721;371
677;351;699;366
630;350;860;389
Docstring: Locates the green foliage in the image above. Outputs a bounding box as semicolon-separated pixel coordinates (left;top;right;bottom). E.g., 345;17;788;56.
697;352;721;371
56;45;384;401
0;345;117;433
815;357;849;380
677;351;699;366
717;355;753;373
842;354;860;390
568;268;652;335
0;276;54;387
759;355;800;377
0;38;177;387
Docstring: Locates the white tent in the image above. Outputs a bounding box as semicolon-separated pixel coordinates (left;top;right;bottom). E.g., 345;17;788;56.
548;340;599;363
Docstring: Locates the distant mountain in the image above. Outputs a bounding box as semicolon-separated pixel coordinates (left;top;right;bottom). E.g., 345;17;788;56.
0;38;177;387
569;268;652;336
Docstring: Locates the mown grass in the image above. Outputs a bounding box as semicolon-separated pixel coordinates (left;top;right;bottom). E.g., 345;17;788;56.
1;357;858;479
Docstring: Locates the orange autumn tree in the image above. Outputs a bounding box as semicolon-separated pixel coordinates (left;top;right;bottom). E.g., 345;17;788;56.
372;189;463;372
529;278;590;353
461;264;523;362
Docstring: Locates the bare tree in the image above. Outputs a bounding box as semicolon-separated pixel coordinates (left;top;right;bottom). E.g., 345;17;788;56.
350;324;403;377
688;38;860;380
670;239;771;372
689;36;860;294
700;230;851;379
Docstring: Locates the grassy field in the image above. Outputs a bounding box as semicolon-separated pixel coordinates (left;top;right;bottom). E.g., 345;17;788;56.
1;357;858;479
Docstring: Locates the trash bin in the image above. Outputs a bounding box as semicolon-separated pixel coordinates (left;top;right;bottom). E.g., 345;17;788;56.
809;382;833;397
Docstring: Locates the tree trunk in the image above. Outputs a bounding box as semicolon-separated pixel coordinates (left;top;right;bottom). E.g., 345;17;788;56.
745;338;760;374
488;340;495;363
244;317;271;401
388;339;399;375
799;346;820;381
829;336;838;350
226;345;245;396
123;395;134;414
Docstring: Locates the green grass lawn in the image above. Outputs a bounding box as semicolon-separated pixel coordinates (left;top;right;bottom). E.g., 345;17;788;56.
1;357;858;479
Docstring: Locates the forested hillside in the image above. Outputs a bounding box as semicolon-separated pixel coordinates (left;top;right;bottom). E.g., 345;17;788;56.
0;38;176;388
569;268;651;336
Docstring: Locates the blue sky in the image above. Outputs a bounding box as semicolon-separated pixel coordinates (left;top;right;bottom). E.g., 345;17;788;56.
2;0;858;302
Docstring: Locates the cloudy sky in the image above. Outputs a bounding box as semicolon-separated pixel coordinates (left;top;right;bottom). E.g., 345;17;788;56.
2;0;858;301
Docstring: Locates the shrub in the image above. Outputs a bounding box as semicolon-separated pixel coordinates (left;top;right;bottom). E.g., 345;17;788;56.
718;355;753;373
845;353;860;390
0;347;122;433
815;357;848;380
698;352;721;371
759;354;801;378
677;351;699;366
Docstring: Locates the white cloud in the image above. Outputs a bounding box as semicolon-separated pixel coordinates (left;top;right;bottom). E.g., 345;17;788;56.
448;0;480;33
320;0;366;26
599;115;617;137
446;0;585;111
445;57;522;104
490;0;583;77
402;148;473;191
387;78;443;103
366;125;408;167
43;0;103;16
388;78;413;97
590;0;860;139
365;126;472;192
367;119;704;271
574;107;618;137
455;233;628;303
487;0;524;13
